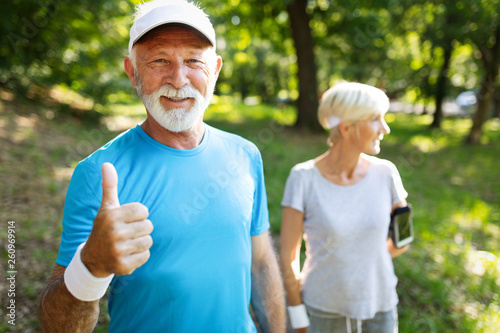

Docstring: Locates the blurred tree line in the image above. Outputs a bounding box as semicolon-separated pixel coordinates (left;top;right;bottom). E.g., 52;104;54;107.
1;0;499;143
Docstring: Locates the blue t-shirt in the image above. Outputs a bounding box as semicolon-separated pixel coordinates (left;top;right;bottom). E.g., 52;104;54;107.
56;124;270;332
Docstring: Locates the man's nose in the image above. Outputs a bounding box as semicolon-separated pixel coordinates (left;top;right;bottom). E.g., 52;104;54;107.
166;62;189;89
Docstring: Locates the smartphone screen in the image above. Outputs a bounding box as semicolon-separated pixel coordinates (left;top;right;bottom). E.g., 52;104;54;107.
393;208;414;248
396;211;412;240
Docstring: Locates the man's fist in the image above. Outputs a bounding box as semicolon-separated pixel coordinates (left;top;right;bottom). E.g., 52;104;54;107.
81;162;153;277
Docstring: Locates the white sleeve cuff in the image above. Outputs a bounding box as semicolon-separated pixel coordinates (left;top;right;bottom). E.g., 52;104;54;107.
288;304;310;329
64;242;114;302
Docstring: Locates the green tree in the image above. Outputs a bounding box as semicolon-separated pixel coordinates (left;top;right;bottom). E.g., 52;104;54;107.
465;0;500;144
287;0;321;131
1;0;133;105
205;0;321;130
386;0;477;127
427;2;460;129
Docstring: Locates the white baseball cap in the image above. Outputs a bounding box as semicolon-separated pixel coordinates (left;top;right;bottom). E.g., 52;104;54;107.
128;0;216;53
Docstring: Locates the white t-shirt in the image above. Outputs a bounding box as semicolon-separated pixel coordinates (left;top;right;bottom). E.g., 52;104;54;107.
281;154;408;319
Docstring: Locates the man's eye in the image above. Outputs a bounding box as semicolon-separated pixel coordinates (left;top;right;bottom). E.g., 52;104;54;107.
154;59;164;63
188;59;201;63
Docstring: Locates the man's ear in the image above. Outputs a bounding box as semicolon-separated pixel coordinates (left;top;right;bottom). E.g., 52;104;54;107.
124;57;137;88
214;55;223;80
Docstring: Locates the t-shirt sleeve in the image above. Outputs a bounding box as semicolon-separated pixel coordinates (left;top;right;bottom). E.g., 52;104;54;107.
250;149;270;236
56;161;102;267
281;167;305;213
388;161;408;205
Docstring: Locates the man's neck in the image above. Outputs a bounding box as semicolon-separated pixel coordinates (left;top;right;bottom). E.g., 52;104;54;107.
140;116;205;150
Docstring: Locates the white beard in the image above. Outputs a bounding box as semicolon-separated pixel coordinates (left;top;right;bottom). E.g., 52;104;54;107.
136;72;215;133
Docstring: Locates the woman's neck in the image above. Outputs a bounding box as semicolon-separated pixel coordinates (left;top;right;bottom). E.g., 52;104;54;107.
314;143;369;186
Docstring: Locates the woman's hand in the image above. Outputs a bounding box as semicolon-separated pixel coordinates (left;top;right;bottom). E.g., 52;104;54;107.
387;237;410;258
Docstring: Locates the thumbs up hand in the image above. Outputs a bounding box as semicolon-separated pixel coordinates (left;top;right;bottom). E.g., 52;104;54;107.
81;163;153;277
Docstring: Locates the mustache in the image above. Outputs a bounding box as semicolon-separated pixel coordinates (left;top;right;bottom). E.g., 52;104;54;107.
134;69;202;100
156;84;202;99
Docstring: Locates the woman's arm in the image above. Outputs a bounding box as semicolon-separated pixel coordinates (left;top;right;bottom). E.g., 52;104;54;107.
280;207;308;332
280;207;305;305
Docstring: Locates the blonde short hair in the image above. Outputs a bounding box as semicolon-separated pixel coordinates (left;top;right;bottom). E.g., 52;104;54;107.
317;82;390;145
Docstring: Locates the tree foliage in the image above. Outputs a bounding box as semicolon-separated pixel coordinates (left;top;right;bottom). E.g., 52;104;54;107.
1;0;133;104
1;0;498;140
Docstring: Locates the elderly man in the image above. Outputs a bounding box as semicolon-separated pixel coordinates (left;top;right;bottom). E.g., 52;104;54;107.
38;0;286;332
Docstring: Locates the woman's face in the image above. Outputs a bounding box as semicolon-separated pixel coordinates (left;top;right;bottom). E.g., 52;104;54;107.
350;113;390;155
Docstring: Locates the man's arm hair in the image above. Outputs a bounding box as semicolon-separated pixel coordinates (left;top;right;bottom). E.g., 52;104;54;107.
38;264;100;333
250;231;286;333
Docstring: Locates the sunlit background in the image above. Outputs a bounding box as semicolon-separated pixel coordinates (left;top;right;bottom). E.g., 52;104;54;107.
1;0;499;332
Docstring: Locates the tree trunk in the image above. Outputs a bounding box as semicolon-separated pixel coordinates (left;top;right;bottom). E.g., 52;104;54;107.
287;0;322;131
466;26;500;144
493;89;500;118
430;44;453;128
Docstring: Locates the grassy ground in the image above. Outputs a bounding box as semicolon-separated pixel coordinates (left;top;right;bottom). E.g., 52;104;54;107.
0;94;499;332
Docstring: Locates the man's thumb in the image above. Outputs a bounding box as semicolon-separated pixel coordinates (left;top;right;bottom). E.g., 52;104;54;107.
100;162;120;209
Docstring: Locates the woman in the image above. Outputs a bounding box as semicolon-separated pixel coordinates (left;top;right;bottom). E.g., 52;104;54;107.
280;82;410;333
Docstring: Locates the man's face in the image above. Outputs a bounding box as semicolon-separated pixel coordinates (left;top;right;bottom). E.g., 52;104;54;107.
130;25;221;132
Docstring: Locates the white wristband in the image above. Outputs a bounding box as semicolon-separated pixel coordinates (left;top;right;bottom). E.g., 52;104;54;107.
287;304;310;329
64;242;114;301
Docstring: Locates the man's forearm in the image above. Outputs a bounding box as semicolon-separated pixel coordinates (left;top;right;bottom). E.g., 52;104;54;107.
38;275;100;333
251;255;286;333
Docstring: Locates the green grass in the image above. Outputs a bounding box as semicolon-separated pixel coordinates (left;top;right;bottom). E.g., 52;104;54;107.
375;115;500;332
1;96;499;332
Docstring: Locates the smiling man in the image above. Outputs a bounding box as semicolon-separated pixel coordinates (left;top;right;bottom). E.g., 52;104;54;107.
38;1;285;332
